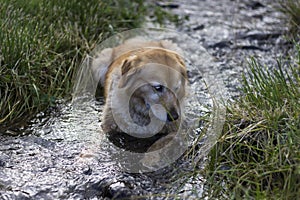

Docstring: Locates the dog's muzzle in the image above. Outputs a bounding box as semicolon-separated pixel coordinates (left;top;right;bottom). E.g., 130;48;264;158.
167;108;179;122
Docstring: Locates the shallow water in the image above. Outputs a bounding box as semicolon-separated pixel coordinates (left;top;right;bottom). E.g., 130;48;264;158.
0;0;290;199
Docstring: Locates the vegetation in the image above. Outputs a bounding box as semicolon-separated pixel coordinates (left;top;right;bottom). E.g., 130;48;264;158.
175;1;300;199
278;0;300;36
198;1;300;199
0;0;180;132
205;54;300;199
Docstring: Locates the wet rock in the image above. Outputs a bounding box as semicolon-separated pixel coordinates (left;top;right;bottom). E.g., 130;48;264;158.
83;166;93;175
2;192;31;200
0;160;5;167
105;182;134;199
0;153;8;167
192;24;205;31
207;40;233;49
235;45;269;51
26;135;56;149
237;31;282;41
156;2;179;9
246;0;265;10
76;177;142;199
80;178;113;199
187;69;203;84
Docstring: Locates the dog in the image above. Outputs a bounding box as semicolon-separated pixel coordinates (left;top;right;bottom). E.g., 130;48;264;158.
91;37;188;139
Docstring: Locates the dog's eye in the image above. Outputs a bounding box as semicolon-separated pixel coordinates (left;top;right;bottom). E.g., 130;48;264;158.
152;84;164;92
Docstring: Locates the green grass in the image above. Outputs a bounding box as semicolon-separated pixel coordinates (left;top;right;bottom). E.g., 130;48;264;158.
202;3;300;197
203;48;300;199
0;0;180;131
278;0;300;36
176;2;300;199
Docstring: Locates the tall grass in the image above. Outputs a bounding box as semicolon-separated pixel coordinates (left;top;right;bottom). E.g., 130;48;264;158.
202;2;300;198
0;0;151;131
205;49;300;199
278;0;300;36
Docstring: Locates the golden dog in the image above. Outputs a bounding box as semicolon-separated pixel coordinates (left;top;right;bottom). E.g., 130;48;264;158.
92;38;187;138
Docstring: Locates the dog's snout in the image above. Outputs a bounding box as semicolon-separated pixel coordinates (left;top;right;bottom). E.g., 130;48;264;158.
167;108;179;122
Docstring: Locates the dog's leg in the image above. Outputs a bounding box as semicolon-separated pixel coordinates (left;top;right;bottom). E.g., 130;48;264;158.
140;131;179;169
91;48;113;87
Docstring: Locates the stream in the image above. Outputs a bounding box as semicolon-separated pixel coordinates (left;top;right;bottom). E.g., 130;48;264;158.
0;0;290;199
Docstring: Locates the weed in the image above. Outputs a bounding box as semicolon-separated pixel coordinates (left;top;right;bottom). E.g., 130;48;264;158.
205;49;300;199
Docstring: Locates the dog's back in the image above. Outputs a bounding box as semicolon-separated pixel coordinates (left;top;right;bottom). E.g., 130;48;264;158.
91;37;183;87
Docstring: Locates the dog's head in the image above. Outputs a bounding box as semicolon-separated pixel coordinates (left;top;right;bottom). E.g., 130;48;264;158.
118;48;187;123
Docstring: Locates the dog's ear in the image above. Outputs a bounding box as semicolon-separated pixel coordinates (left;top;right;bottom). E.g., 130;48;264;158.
121;59;132;75
118;58;140;88
174;54;187;79
174;54;188;97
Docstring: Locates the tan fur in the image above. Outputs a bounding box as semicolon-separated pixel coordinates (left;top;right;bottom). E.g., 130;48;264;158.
91;38;187;136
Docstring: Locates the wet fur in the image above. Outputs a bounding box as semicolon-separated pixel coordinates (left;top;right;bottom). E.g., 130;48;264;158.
92;38;187;136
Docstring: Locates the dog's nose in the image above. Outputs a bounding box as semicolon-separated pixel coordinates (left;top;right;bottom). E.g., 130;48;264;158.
167;108;179;122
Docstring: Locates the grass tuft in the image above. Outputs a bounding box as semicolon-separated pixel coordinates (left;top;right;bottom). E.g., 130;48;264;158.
278;0;300;36
205;48;300;199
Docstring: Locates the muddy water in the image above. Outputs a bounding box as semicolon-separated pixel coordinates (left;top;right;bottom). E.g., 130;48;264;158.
0;0;289;199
